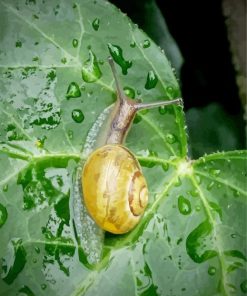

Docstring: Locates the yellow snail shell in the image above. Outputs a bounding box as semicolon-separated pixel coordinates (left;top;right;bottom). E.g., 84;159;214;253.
82;144;148;234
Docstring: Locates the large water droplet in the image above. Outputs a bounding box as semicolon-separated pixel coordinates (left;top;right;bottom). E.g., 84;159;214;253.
143;40;150;48
240;280;247;293
108;43;132;75
124;86;135;99
1;239;27;284
72;39;78;48
92;18;100;31
166;133;176;144
66;82;81;99
208;266;216;276
18;285;35;296
0;203;8;228
178;195;191;215
145;70;158;90
81;50;102;82
72;109;84;123
186;220;217;263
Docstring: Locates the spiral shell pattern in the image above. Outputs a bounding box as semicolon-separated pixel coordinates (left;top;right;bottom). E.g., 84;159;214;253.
82;144;148;234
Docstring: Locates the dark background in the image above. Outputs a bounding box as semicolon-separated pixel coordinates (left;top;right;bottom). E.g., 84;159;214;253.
109;0;246;158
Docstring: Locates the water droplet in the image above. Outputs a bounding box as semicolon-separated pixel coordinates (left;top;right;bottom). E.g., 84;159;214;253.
240;280;247;293
162;162;169;172
195;205;201;211
123;86;135;99
159;106;167;115
68;130;73;140
208;266;216;276
72;109;84;123
190;189;199;197
18;285;35;296
32;258;37;263
209;169;221;177
3;184;8;192
16;41;22;48
231;233;237;239
207;181;215;190
145;70;158;90
61;57;67;64
108;43;132;75
81;50;102;82
166;86;174;96
35;247;40;254
178;195;191;215
186;219;217;263
72;39;78;48
1;239;27;284
143;39;150;48
130;41;136;48
234;190;240;197
32;56;39;61
41;284;47;290
92;18;100;31
0;203;8;228
66;82;81;99
166;133;176;144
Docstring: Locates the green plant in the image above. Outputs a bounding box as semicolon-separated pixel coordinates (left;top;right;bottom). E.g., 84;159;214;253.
0;1;246;295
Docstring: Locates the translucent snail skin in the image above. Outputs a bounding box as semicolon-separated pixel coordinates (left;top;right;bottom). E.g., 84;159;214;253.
82;57;182;234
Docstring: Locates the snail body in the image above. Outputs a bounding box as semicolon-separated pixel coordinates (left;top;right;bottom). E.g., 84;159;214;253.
82;57;182;234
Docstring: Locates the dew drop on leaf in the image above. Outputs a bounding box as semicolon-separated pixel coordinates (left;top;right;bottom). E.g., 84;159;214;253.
92;18;100;31
208;266;216;276
72;38;78;48
209;169;221;177
207;181;215;190
162;162;169;172
240;280;247;293
41;284;47;290
145;70;158;90
123;86;135;98
81;50;102;82
130;41;136;48
66;82;81;99
107;43;132;75
61;57;67;64
166;133;176;144
18;285;35;296
231;233;237;239
0;203;8;228
186;220;217;263
166;86;174;96
68;130;73;140
72;109;84;123
15;40;22;48
178;195;191;215
159;106;167;115
34;247;40;254
142;39;150;48
3;184;8;192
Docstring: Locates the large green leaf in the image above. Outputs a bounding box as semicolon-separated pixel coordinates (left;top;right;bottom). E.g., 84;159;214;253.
0;1;246;296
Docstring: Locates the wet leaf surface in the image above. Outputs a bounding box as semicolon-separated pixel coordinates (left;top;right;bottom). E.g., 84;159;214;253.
0;1;246;295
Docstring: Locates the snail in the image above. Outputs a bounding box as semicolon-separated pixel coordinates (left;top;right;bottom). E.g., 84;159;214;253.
81;57;182;234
